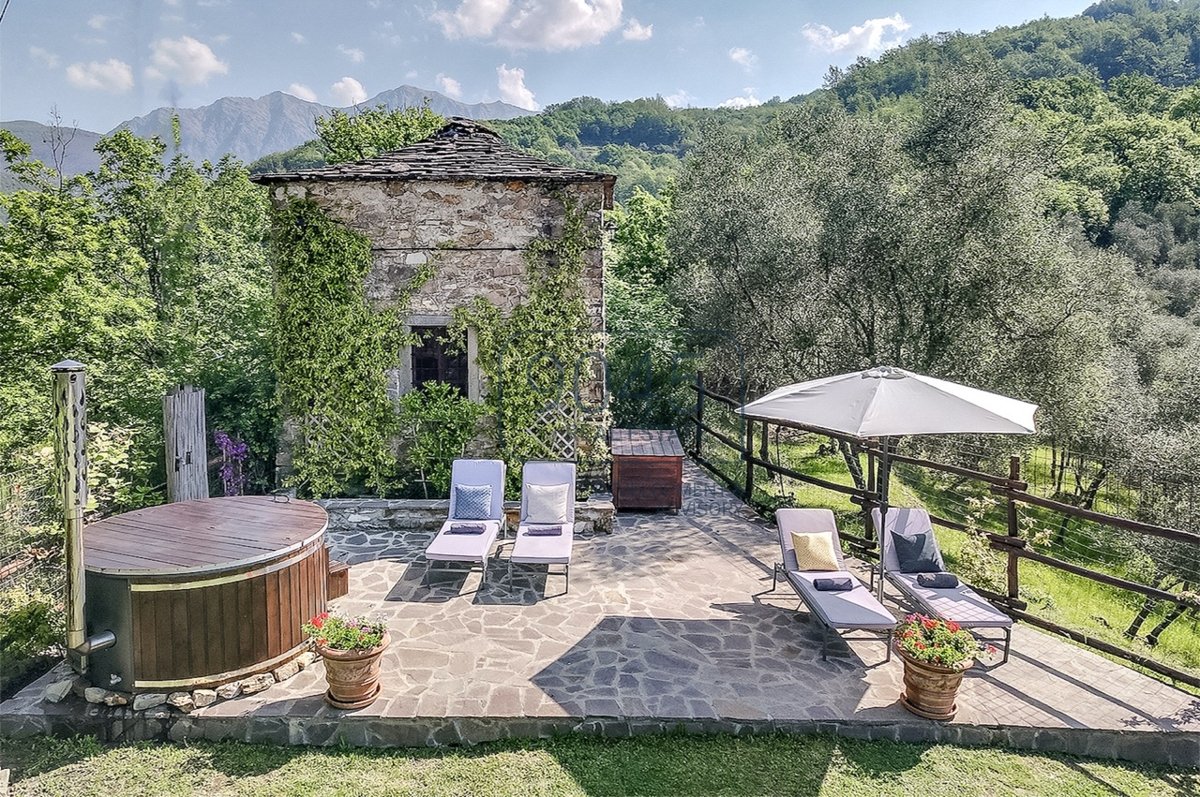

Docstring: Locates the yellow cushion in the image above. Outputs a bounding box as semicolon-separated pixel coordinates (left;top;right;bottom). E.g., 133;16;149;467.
790;531;841;571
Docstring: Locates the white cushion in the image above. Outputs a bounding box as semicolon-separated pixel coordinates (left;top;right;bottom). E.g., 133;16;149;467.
512;523;574;564
526;483;570;524
425;520;501;562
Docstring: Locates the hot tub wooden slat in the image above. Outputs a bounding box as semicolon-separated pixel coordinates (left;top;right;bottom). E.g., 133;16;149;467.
95;518;285;553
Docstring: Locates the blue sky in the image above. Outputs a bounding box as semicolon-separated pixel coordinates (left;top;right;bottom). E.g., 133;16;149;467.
3;0;1091;131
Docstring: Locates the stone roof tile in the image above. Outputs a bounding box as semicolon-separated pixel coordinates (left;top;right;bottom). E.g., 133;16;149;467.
253;118;616;203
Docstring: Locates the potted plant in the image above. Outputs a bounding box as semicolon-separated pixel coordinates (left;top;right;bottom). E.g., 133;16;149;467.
304;611;390;710
893;613;995;720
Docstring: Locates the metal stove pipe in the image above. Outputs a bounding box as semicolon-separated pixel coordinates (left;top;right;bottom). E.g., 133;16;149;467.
51;360;114;673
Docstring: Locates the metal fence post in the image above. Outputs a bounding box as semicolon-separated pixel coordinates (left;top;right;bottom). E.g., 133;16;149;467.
693;371;705;457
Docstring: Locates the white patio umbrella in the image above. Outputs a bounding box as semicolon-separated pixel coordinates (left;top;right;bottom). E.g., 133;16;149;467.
735;366;1037;591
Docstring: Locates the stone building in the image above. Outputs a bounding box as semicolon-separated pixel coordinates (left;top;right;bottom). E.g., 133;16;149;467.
254;118;614;448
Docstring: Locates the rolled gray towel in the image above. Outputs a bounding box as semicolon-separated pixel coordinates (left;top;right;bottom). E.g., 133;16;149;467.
446;523;486;535
917;572;960;589
524;524;563;536
813;577;854;592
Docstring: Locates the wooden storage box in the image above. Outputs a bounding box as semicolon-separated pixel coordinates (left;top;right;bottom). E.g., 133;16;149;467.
611;428;684;511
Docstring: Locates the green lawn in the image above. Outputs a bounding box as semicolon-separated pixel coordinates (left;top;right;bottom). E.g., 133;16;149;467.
2;734;1196;797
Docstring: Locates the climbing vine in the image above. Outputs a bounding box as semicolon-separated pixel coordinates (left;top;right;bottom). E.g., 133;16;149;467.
451;194;610;490
271;197;437;496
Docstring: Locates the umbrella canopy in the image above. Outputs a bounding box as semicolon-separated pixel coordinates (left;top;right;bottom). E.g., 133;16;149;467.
736;366;1037;437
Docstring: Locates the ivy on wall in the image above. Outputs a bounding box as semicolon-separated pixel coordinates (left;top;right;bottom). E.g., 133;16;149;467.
271;196;437;496
451;194;610;491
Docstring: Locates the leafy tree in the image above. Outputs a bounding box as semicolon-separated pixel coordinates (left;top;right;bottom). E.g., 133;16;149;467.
606;187;687;427
395;382;484;497
315;105;444;164
0;130;160;482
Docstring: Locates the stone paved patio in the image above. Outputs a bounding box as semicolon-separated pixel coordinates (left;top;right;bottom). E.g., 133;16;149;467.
3;462;1198;765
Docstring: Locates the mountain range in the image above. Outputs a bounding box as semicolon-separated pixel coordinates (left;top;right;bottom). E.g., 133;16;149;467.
1;85;530;183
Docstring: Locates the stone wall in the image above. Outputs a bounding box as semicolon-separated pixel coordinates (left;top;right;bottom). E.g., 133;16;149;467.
318;497;615;537
270;179;606;341
269;177;609;464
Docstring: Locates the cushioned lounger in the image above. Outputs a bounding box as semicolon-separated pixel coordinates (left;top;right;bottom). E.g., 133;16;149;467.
773;508;896;661
509;461;576;594
424;459;506;584
872;506;1013;663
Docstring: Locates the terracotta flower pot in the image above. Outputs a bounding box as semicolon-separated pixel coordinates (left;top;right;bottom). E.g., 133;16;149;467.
897;647;970;721
316;632;390;710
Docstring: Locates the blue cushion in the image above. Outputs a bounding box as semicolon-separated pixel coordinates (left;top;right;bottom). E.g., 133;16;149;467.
891;529;945;574
454;484;492;520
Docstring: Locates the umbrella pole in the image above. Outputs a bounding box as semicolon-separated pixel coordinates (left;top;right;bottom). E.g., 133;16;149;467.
876;435;891;602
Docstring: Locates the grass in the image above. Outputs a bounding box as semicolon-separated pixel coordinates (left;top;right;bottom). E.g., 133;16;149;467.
1;734;1196;797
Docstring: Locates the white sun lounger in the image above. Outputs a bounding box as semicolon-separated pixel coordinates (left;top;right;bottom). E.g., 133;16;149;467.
509;461;576;594
424;459;506;583
873;507;1013;662
773;509;896;661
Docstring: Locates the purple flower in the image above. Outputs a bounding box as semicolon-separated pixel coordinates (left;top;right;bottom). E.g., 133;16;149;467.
214;429;248;496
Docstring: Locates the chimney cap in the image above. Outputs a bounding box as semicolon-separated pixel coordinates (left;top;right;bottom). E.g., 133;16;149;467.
50;359;86;372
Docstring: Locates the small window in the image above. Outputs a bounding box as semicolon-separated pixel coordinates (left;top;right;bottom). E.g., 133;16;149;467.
410;326;468;395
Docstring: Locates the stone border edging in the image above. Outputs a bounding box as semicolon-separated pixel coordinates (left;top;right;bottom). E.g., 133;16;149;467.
2;707;1196;769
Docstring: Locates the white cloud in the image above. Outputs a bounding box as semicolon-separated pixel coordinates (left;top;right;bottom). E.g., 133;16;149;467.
662;89;694;108
436;73;463;99
622;18;652;41
496;63;538;110
286;82;318;102
432;0;511;39
66;59;134;93
291;31;306;44
728;46;757;70
88;14;109;30
331;76;368;106
801;13;910;56
146;36;229;85
405;69;420;79
29;46;60;68
435;0;623;51
718;89;761;109
338;44;366;63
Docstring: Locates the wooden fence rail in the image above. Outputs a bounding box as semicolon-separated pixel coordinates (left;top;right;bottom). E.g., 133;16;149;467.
686;375;1200;689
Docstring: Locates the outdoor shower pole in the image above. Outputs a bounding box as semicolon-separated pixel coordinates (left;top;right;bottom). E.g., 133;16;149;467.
51;360;89;673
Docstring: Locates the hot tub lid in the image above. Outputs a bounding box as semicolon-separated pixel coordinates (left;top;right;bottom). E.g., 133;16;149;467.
84;496;328;577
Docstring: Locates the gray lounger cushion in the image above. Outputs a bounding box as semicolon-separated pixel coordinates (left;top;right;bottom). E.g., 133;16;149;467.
786;570;896;630
776;508;895;631
872;507;1012;630
891;572;1012;628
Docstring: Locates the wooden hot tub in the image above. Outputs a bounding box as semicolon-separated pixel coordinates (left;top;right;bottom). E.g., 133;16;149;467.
82;496;328;692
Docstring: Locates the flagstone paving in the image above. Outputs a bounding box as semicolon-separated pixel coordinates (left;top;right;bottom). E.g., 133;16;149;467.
3;462;1198;764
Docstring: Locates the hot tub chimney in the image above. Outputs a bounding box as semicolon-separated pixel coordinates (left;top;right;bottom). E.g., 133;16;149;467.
51;360;115;673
